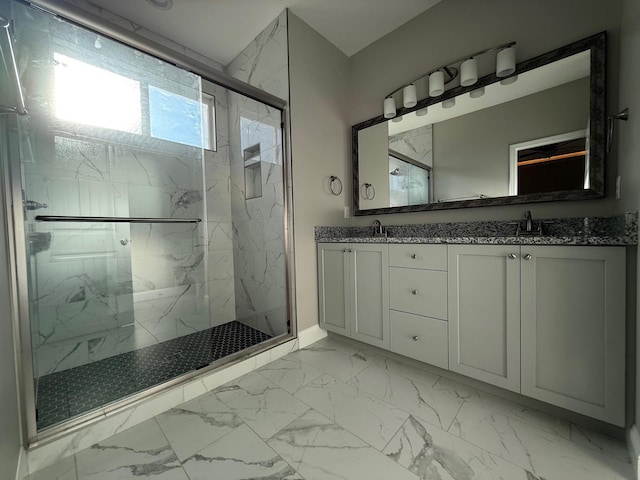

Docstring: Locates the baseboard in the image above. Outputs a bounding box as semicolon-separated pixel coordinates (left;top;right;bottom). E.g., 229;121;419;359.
297;324;327;349
15;447;26;480
628;424;640;479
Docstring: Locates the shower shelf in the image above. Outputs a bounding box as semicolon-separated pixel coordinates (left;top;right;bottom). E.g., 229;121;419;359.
35;216;201;224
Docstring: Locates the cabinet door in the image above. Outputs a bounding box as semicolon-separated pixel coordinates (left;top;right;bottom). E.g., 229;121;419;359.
350;244;390;349
317;243;350;335
448;245;521;392
521;246;625;426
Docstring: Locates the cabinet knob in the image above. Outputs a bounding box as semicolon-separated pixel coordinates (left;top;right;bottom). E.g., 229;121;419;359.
508;253;518;259
411;289;419;295
347;249;353;253
410;253;417;259
523;254;532;260
412;335;419;341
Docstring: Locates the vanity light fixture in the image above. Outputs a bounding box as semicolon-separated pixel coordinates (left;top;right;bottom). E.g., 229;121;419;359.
146;0;174;9
460;58;478;86
403;84;417;108
384;97;396;119
442;97;456;109
470;87;485;98
381;41;516;118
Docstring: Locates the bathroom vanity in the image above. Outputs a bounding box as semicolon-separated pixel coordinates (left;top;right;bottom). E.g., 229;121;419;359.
316;214;637;427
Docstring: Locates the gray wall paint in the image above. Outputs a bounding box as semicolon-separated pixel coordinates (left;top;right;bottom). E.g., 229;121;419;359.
0;154;21;480
433;78;589;201
288;12;351;331
348;0;622;226
616;0;640;436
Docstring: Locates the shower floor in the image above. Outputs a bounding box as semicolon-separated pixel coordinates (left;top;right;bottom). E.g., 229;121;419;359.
36;321;271;431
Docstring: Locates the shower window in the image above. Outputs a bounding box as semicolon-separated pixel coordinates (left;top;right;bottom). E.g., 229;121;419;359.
53;53;143;134
4;0;290;438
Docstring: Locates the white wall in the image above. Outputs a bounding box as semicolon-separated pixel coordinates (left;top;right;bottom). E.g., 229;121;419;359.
287;12;351;331
348;0;623;226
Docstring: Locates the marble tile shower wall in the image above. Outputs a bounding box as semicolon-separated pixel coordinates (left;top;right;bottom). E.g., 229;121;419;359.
225;11;289;337
204;83;237;328
388;125;434;167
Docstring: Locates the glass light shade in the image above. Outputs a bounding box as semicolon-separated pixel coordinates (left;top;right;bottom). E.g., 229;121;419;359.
500;75;518;85
383;97;396;118
442;97;456;109
469;87;485;98
403;84;417;108
429;71;445;96
496;46;516;77
416;107;428;116
460;58;478;87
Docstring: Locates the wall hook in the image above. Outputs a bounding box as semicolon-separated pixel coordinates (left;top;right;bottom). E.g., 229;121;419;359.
607;108;629;153
329;175;343;195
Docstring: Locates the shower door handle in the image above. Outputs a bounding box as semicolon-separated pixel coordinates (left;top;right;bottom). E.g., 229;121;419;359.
120;238;129;246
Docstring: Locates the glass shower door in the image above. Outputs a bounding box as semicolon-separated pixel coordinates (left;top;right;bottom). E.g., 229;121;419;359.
9;0;209;431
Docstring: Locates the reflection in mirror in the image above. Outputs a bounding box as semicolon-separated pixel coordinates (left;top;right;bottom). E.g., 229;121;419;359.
353;33;605;215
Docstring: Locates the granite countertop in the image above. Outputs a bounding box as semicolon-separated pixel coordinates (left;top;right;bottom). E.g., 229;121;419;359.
314;212;638;246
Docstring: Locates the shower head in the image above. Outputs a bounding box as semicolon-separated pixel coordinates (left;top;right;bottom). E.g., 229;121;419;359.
389;168;401;176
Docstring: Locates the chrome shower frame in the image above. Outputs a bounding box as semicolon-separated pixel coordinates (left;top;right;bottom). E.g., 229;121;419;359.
4;0;297;447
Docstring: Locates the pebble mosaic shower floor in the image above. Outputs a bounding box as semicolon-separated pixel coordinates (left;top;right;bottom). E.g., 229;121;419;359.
36;321;271;430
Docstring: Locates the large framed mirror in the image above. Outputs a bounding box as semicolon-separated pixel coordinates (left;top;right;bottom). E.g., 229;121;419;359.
352;32;606;215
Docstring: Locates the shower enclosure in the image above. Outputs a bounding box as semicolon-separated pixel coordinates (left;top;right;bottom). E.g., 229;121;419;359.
1;0;292;441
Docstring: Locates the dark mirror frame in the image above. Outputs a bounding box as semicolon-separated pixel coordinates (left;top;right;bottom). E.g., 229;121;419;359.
352;32;606;216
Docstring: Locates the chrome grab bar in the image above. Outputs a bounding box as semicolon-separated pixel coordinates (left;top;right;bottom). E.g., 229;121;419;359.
0;12;27;115
35;215;201;224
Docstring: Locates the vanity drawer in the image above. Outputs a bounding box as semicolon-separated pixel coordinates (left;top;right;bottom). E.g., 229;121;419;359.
390;310;448;369
389;267;447;319
389;244;447;270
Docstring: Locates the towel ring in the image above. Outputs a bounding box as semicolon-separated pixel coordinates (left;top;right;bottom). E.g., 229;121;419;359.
362;183;376;200
329;175;343;195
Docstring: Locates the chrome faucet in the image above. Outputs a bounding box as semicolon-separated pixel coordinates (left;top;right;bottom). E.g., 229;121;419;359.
524;210;533;232
373;219;387;237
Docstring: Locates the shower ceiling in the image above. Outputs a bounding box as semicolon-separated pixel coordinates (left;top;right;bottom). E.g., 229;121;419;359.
83;0;441;64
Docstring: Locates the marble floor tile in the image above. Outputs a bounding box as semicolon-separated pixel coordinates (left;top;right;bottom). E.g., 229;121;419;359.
449;402;633;480
295;374;409;450
213;371;310;438
269;409;419;480
155;392;244;461
570;424;630;464
26;455;77;480
181;424;299;480
256;355;323;393
286;340;370;382
384;415;545;480
433;377;571;439
75;419;189;480
350;363;461;431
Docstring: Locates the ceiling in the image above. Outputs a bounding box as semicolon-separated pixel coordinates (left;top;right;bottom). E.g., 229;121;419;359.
85;0;441;65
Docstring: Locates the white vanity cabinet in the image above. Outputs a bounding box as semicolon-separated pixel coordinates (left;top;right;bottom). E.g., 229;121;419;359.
317;243;389;349
318;240;626;426
388;244;449;369
520;246;625;426
448;245;522;392
448;244;625;426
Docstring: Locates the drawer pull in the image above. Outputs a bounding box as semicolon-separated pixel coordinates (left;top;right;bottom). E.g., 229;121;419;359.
411;289;419;295
412;335;419;341
411;253;417;259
